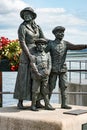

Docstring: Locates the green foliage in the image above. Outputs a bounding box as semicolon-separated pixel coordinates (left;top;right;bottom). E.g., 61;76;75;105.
0;37;21;71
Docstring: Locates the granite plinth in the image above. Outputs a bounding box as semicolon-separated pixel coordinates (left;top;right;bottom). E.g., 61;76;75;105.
0;104;87;130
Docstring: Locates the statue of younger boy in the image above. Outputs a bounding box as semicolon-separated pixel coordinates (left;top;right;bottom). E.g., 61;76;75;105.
30;38;55;111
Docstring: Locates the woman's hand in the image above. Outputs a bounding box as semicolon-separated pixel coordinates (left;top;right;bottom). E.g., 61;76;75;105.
36;72;42;80
29;55;36;62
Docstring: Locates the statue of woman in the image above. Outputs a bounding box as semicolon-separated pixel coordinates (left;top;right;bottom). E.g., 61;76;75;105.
14;7;45;109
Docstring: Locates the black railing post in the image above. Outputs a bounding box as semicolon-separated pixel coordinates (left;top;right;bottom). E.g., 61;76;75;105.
69;61;71;82
0;72;2;107
85;61;87;79
79;61;81;84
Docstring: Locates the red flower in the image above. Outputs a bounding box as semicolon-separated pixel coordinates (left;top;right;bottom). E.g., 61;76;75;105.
10;65;19;71
0;36;21;71
10;65;16;71
0;37;10;47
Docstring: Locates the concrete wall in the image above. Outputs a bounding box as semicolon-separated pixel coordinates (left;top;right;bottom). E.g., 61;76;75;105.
67;83;87;106
58;83;87;106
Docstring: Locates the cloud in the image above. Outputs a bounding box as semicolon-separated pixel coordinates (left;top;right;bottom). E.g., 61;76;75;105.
0;28;18;39
36;8;66;13
0;0;29;39
0;4;87;44
0;0;27;14
65;28;87;44
35;8;87;43
36;8;87;26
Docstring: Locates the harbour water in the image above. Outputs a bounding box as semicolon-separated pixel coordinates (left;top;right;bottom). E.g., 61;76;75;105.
2;52;87;107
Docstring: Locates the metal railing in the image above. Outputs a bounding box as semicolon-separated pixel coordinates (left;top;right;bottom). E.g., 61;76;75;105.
0;60;87;94
0;59;87;107
66;60;87;84
0;60;87;95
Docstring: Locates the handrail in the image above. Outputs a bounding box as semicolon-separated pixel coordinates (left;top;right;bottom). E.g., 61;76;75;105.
1;91;87;95
0;92;14;94
66;60;87;62
68;69;87;72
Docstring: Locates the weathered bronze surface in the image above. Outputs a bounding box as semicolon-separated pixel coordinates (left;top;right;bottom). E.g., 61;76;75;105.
46;26;87;109
14;7;45;109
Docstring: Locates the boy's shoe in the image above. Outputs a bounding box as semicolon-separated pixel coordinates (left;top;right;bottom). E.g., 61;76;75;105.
61;105;72;109
36;101;44;108
31;106;39;111
45;104;55;110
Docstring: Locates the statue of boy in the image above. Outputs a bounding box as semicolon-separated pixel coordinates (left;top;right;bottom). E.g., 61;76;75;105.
30;38;55;111
46;26;87;109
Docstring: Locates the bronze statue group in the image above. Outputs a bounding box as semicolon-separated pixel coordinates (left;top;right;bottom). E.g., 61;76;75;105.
14;7;87;111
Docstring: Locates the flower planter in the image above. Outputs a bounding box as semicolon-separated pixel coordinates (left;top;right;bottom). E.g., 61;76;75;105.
0;37;21;71
0;59;10;71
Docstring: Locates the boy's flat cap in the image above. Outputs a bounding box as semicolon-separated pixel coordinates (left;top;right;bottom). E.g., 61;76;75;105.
52;26;65;34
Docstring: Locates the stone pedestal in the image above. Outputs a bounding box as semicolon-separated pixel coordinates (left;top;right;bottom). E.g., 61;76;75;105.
0;104;87;130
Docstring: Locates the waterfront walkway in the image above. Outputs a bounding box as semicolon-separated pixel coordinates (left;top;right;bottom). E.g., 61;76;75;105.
0;103;87;130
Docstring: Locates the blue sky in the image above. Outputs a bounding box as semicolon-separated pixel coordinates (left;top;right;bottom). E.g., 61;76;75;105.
24;0;87;9
0;0;87;44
